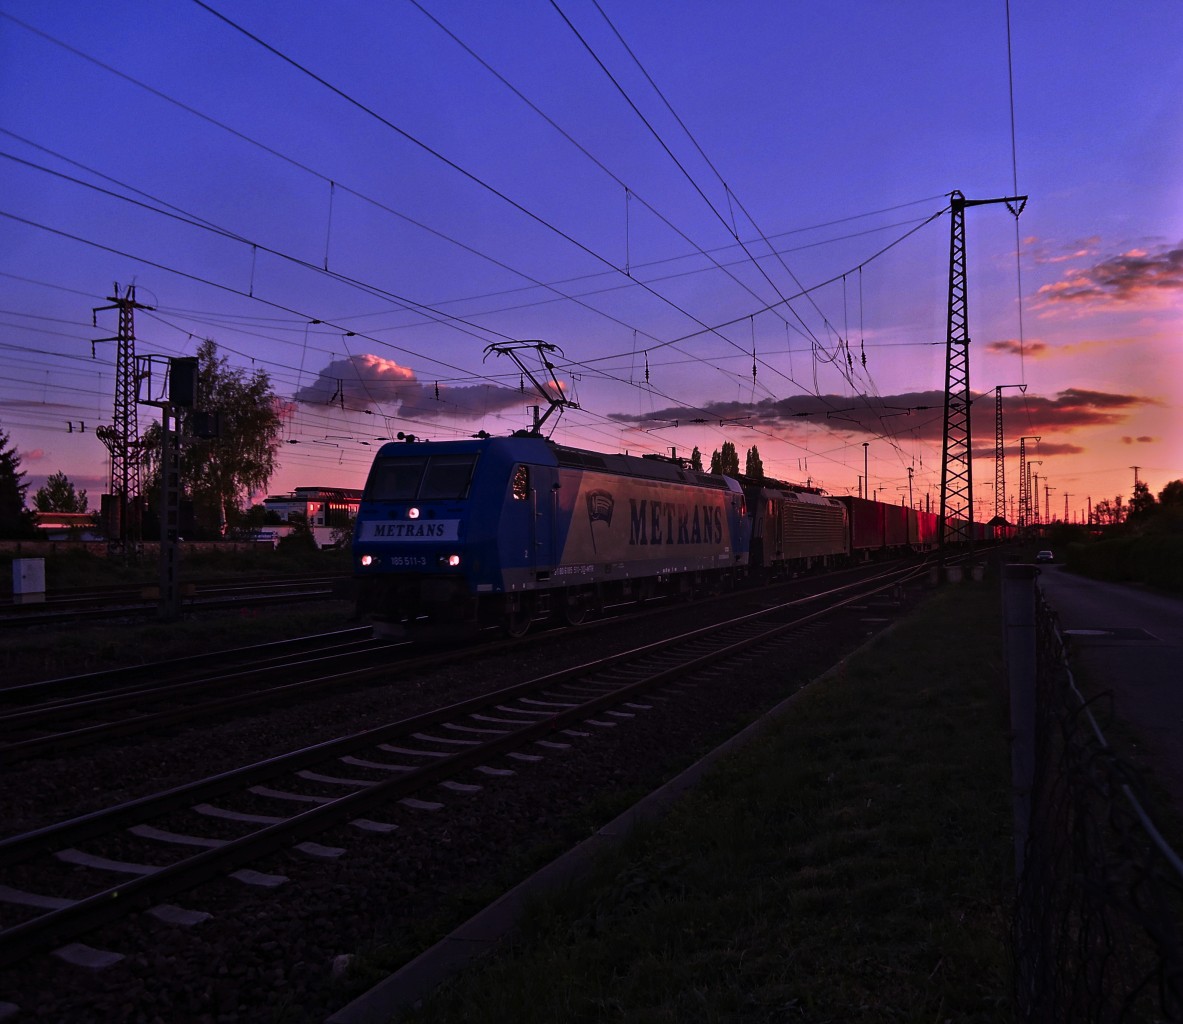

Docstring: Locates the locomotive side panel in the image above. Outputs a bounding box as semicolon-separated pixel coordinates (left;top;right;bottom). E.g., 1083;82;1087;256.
495;466;747;592
776;492;849;562
563;471;743;569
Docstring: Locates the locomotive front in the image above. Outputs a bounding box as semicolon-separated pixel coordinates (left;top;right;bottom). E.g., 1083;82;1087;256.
353;437;497;633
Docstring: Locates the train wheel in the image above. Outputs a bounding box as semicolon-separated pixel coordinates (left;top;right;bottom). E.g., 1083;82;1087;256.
560;586;595;626
503;594;533;638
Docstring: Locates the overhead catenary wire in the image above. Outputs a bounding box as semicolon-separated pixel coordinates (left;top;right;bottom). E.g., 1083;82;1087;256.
1;6;948;428
579;0;868;383
2;10;794;411
0;6;979;500
407;0;832;364
1004;0;1034;438
2;192;947;489
555;0;940;476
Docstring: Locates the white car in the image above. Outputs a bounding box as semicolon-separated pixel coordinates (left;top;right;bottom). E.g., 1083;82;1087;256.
1035;550;1054;563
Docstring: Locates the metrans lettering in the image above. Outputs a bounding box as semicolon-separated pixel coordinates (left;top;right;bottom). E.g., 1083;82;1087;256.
627;499;722;546
362;520;459;541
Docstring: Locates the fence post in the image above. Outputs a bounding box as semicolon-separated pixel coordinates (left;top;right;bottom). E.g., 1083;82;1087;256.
1003;563;1039;881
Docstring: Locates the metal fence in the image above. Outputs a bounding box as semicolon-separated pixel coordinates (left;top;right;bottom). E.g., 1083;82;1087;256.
1008;569;1183;1021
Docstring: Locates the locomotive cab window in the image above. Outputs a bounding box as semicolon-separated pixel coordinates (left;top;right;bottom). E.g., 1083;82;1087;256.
420;455;477;500
511;464;530;501
367;457;428;501
366;454;477;501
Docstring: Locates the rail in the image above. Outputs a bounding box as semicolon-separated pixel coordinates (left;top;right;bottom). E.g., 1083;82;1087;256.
0;563;920;971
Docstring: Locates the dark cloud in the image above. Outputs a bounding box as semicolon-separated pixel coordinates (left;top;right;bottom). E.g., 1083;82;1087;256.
985;339;1049;357
971;440;1085;459
997;441;1084;457
609;386;1156;442
609;390;949;438
293;354;531;420
27;470;106;495
1121;435;1156;444
1037;242;1183;305
1012;388;1155;430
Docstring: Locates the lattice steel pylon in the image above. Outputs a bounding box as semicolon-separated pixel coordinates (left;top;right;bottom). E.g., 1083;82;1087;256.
93;283;153;550
1017;435;1040;528
994;384;1026;520
938;191;1026;562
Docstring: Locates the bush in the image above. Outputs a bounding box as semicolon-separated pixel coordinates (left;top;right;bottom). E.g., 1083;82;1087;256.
1066;533;1183;592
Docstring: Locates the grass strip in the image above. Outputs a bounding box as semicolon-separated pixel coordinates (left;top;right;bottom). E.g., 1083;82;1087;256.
405;583;1014;1023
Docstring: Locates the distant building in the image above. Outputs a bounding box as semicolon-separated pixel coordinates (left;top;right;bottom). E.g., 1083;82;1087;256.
31;511;103;541
262;486;362;527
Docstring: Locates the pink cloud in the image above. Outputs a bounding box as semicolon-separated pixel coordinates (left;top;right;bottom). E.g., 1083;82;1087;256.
1036;242;1183;306
1023;236;1101;265
293;353;538;420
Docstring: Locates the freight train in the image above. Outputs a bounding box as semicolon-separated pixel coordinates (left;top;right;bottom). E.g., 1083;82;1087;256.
352;435;989;636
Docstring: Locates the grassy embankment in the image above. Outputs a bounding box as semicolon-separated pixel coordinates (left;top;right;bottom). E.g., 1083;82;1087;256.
398;581;1014;1023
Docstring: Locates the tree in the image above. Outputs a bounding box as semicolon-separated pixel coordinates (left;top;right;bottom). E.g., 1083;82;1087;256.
0;422;36;538
709;442;740;476
33;471;89;513
1128;480;1156;521
689;446;703;471
745;445;764;481
1159;480;1183;508
1093;496;1125;526
142;339;284;536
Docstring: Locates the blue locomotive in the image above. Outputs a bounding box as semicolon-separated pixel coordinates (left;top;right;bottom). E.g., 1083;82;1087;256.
353;435;751;636
353;434;993;636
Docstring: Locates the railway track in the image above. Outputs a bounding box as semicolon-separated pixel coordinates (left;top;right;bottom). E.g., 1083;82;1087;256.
0;560;913;764
0;561;924;985
0;573;352;627
0;628;405;763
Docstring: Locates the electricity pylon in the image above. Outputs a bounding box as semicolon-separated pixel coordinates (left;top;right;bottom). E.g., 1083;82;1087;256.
994;384;1026;520
93;283;153;553
938;190;1026;562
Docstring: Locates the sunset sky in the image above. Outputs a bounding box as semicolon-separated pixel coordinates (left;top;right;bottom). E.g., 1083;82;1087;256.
2;1;1180;524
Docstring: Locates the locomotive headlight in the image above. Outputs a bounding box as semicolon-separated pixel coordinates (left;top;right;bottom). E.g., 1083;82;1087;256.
360;554;374;567
407;507;421;519
443;553;461;567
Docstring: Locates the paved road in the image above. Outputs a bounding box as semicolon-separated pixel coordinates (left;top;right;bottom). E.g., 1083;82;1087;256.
1035;565;1183;813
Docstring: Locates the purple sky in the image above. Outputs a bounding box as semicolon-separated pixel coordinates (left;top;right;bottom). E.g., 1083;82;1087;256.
2;1;1180;521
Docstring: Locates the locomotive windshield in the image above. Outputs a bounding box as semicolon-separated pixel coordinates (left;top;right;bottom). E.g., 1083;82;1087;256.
421;455;478;499
366;454;477;501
